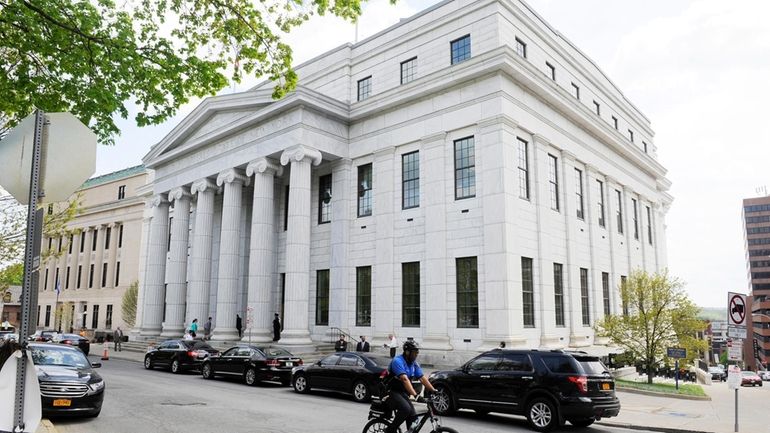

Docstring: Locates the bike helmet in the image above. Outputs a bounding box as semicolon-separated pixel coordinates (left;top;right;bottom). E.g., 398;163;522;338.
402;340;419;353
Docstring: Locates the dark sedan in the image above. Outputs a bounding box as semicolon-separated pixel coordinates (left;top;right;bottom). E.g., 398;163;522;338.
53;333;90;356
144;339;219;373
201;345;302;386
291;352;392;403
30;343;105;418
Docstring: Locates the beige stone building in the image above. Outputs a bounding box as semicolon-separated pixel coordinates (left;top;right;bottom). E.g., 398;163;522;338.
36;165;147;335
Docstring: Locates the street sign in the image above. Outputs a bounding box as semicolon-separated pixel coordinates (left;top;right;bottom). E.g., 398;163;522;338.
0;111;96;204
667;347;687;359
728;325;747;339
727;365;741;390
729;342;743;361
728;292;747;328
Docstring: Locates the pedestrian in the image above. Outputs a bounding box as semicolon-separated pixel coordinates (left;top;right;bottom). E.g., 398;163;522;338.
204;317;212;341
385;334;398;358
189;318;198;338
335;335;347;352
356;336;370;352
272;313;281;342
236;314;242;338
497;341;506;349
113;327;124;352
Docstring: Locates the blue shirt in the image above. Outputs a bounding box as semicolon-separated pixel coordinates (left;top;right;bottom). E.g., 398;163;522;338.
389;354;423;380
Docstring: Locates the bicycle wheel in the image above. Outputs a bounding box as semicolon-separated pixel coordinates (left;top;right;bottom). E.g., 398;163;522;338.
429;427;459;433
362;418;393;433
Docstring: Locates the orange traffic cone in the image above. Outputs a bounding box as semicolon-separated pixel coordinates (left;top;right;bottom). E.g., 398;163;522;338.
101;342;110;360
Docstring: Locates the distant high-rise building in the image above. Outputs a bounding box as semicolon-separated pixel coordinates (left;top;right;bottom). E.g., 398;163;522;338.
743;195;770;369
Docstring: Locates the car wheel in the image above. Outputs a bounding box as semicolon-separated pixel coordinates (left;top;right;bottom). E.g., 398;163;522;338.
170;359;181;374
569;418;595;428
202;363;214;380
526;397;558;432
432;385;456;416
144;356;154;370
352;380;371;403
293;374;310;394
245;368;258;386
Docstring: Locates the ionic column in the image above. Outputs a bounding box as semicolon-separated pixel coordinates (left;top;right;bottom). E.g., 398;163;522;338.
140;194;170;336
93;226;105;288
244;158;283;342
106;222;120;288
187;179;217;333
81;228;92;289
279;145;322;346
210;169;249;341
161;187;192;337
71;231;80;289
132;210;153;335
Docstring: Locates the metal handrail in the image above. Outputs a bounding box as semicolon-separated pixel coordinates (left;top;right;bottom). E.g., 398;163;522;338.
329;327;360;347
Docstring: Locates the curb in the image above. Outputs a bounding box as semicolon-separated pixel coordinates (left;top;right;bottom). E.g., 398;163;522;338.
36;419;58;433
597;421;715;433
616;387;711;401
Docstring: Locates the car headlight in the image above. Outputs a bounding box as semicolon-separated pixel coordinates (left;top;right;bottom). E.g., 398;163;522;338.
87;380;105;395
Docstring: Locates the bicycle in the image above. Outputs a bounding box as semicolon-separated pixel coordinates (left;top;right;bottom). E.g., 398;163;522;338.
362;393;458;433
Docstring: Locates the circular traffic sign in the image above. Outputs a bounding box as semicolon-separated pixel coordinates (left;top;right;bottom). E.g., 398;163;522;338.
729;294;746;325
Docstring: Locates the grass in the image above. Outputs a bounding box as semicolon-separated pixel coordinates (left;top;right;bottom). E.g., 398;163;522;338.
616;379;708;397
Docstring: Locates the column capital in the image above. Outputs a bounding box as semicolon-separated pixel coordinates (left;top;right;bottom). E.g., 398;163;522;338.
191;178;217;195
246;157;283;177
168;186;192;203
280;144;322;167
216;168;250;187
149;193;169;208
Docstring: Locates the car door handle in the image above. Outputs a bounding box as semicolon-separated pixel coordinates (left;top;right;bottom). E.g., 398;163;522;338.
522;376;533;380
480;375;491;379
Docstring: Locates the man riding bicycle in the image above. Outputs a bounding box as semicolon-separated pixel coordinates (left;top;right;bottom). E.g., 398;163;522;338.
386;340;436;433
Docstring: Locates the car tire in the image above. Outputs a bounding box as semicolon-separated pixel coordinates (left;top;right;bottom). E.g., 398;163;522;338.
202;363;214;380
352;380;371;403
569;418;595;428
245;368;258;386
170;359;181;374
144;356;154;370
432;385;456;416
293;374;310;394
526;397;558;432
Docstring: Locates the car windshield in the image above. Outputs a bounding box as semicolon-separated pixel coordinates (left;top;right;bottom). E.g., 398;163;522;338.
259;347;291;357
574;356;609;375
30;346;90;368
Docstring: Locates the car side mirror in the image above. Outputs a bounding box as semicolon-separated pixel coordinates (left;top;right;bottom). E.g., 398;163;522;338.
91;362;102;368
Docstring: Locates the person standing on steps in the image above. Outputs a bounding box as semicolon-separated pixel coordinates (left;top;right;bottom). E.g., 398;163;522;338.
236;314;243;338
272;313;281;341
356;336;370;352
385;334;398;358
335;335;347;352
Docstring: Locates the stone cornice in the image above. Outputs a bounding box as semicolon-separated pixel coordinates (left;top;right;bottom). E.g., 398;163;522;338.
280;145;323;167
216;169;250;187
246;157;283;177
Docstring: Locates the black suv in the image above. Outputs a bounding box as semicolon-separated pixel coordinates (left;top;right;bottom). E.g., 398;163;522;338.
428;349;620;431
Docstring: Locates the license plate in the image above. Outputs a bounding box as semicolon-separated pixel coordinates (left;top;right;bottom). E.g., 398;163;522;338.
53;399;71;407
285;362;293;367
602;383;611;390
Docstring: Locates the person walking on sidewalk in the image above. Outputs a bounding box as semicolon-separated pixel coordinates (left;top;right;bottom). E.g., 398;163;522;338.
385;334;398;358
113;327;123;351
203;317;212;341
189;318;199;338
236;314;243;338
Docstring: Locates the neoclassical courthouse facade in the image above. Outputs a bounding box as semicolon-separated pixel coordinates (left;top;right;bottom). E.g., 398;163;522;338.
135;0;672;352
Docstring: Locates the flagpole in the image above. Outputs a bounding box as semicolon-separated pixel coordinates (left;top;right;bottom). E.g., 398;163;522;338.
55;279;61;333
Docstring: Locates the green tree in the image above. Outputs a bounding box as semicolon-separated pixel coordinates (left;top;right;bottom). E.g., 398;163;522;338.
596;270;707;384
0;262;23;287
121;281;139;329
0;0;392;143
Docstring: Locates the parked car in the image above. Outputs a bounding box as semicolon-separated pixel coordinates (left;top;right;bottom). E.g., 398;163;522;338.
29;342;105;417
429;350;620;432
52;333;91;356
201;345;302;386
144;339;219;373
758;371;770;381
741;371;763;387
30;330;58;342
708;367;726;382
291;352;393;403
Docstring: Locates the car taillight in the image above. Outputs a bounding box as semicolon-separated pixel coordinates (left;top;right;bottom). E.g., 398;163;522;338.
568;376;588;394
61;340;72;345
267;359;279;367
380;369;388;379
187;351;196;358
298;359;303;366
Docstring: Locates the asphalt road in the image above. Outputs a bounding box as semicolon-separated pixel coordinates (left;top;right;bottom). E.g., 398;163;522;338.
49;357;659;433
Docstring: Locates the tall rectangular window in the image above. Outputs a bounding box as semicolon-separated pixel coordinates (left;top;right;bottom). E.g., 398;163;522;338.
92;229;98;251
597;180;605;227
522;257;535;327
118;225;124;248
80;231;85;253
55;268;59;289
602;272;611;317
402;262;420;327
117;185;126;200
621;275;628;316
615;189;624;234
68;234;73;254
65;267;70;289
456;257;478;328
45;306;51;327
632;199;639;240
593;100;600;116
92;305;99;329
400;57;417;84
76;266;82;289
575;168;584;219
106;305;113;329
104;226;111;249
646;206;653;245
318;174;332;224
357;163;373;217
44;269;48;291
356;266;371;326
517;138;530;199
554;263;565;327
571;82;580;99
81;305;87;328
357;76;372;101
628;130;634;142
546;62;556;80
643;141;648;154
284;185;289;231
548;154;559;211
58;237;62;253
315;270;329;326
612;116;618;130
101;263;108;287
450;34;471;65
89;264;94;288
115;262;120;287
515;37;527;58
580;268;590;325
402;151;420;209
454;137;475;199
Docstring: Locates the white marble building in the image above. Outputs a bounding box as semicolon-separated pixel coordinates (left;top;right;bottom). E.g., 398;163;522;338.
135;0;672;352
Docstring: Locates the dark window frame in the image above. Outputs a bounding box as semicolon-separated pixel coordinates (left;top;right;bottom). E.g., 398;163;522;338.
357;76;372;101
283;185;290;231
402;151;420;209
647;205;653;245
357;163;373;217
402;262;420;327
316;270;330;326
115;262;120;287
593;100;600;116
454;136;476;200
518;138;530;200
548;154;559;211
515;37;527;58
356;266;372;327
450;34;471;65
554;263;565;327
456;257;479;328
616;189;624;234
522;257;535;327
575;168;584;219
318;174;333;224
597;180;605;227
580;268;590;326
92;305;99;329
602;272;611;317
400;57;417;85
632;198;639;240
571;82;580;99
117;185;126;200
546;61;556;80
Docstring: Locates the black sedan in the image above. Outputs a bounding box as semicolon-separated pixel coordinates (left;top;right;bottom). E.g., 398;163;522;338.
291;352;392;403
144;339;219;373
30;343;105;418
53;333;90;356
201;345;302;386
